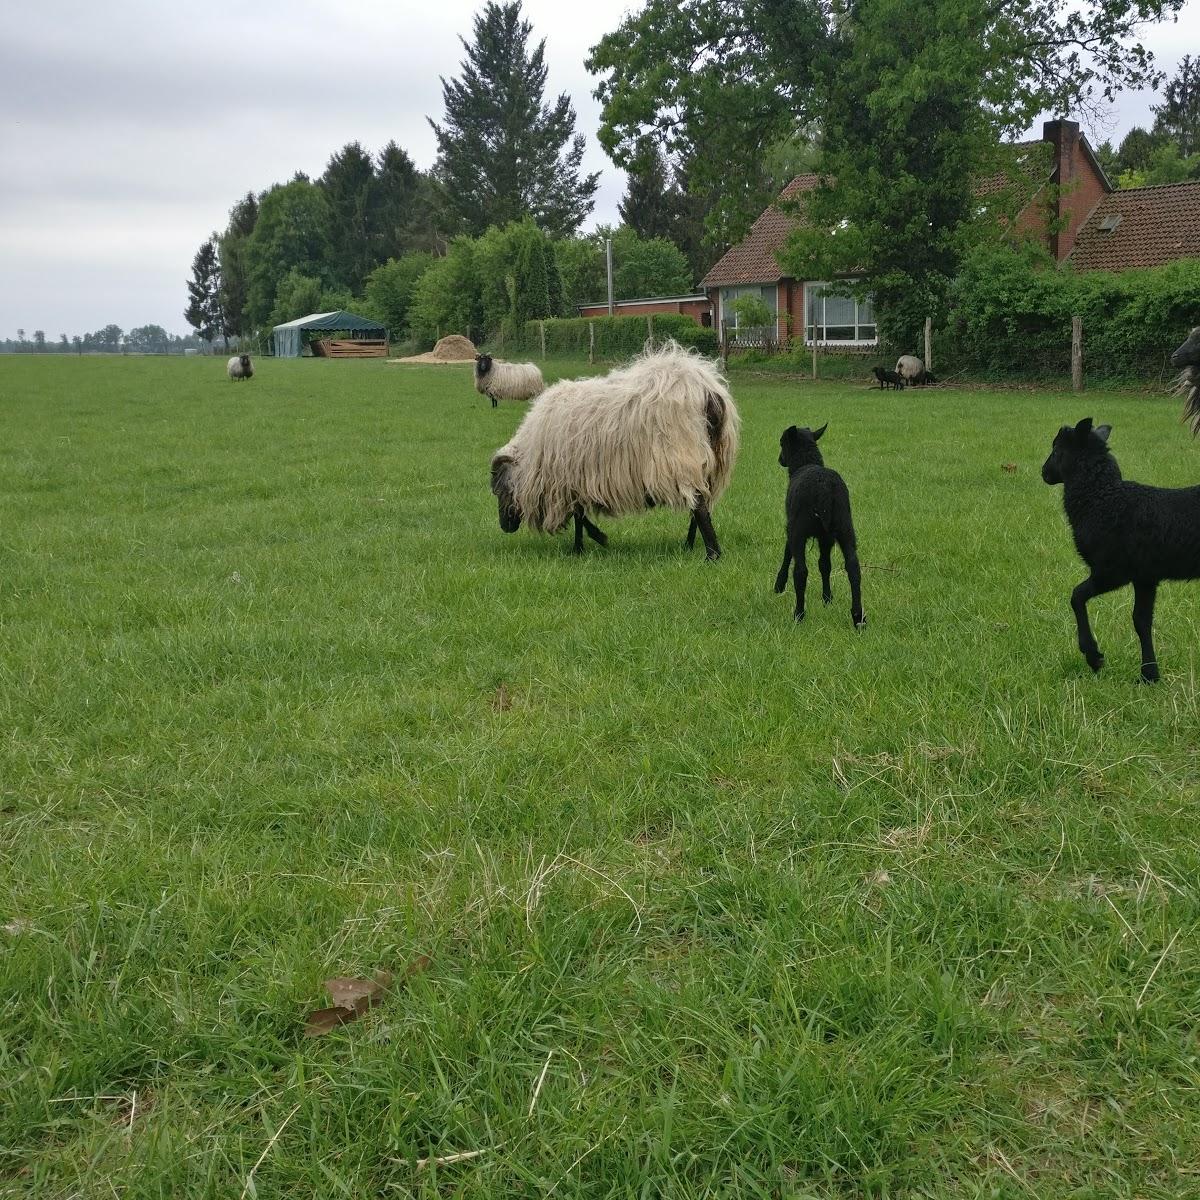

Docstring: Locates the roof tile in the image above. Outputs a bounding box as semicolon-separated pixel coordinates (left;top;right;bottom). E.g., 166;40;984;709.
1068;181;1200;272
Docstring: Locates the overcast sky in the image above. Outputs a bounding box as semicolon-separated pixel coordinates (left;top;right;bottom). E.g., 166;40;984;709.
1;0;1197;339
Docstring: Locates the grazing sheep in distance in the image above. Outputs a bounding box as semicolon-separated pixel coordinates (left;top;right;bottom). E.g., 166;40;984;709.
474;354;544;408
1042;416;1200;683
1172;327;1200;435
489;340;740;559
895;354;936;386
774;423;865;627
872;366;905;390
227;354;253;381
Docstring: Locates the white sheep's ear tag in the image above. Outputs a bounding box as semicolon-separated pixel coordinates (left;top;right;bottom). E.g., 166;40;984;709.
1095;424;1112;443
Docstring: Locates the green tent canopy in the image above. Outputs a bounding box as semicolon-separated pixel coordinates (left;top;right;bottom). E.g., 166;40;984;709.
271;310;387;358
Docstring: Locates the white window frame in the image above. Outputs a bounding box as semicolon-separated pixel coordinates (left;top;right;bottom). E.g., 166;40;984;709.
804;282;877;346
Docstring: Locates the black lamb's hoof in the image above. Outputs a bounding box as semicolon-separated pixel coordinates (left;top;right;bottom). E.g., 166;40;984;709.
1140;663;1160;684
853;614;867;629
823;592;833;605
705;549;721;562
794;610;806;623
773;579;787;594
1086;651;1105;674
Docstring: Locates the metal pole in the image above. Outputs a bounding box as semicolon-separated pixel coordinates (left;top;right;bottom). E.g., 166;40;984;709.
924;317;932;373
606;238;614;316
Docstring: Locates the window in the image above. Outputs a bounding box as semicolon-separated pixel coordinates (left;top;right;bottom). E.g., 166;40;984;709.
804;283;876;344
719;285;778;340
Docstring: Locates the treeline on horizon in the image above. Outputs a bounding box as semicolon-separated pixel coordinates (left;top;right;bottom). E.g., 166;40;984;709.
0;326;211;355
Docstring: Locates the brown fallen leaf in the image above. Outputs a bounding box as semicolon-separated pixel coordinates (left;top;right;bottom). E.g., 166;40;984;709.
1001;462;1018;473
304;959;430;1037
491;683;512;712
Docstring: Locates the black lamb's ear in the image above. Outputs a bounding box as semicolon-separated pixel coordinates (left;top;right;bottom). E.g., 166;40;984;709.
813;422;828;441
1094;424;1112;443
1074;417;1094;439
780;425;799;446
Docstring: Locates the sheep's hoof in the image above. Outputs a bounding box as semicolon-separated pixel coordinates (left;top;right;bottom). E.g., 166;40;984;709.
1140;663;1160;684
773;581;787;595
1085;652;1105;673
706;549;721;562
854;614;867;629
823;592;833;605
794;610;806;623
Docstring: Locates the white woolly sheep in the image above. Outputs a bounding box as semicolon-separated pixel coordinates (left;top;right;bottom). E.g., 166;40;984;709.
1172;327;1200;435
895;354;936;386
474;353;544;407
227;354;253;381
489;340;740;559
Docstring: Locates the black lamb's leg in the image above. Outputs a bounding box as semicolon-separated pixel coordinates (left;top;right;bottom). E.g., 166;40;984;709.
792;542;809;622
581;514;608;546
685;513;698;550
1132;580;1160;683
838;532;865;628
774;543;792;593
691;502;721;561
572;508;585;555
818;536;834;605
491;394;498;408
1071;574;1123;673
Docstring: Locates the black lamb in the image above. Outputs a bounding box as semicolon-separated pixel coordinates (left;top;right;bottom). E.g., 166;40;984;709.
1172;326;1200;435
1042;416;1200;683
872;366;905;390
774;424;865;627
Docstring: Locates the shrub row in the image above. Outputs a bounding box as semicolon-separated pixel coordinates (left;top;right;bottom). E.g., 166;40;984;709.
485;314;718;360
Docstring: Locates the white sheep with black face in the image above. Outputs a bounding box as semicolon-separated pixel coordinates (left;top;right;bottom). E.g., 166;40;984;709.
489;341;740;559
473;353;544;407
1172;327;1200;435
227;354;253;381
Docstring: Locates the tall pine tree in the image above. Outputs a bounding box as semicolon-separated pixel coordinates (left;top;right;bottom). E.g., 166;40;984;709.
1153;56;1200;156
618;142;680;242
321;141;378;292
430;1;599;237
184;239;223;344
218;192;258;338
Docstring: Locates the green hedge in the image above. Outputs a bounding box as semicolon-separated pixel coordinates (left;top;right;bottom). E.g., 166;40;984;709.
938;247;1200;382
486;314;718;360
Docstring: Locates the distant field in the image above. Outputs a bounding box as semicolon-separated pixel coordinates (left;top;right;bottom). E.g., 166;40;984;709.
3;354;1199;1198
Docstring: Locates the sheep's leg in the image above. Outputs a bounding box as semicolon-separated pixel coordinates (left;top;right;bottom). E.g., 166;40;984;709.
774;543;792;593
1132;581;1160;684
572;508;586;555
1071;574;1122;673
838;533;865;628
792;543;809;621
685;513;698;550
818;537;834;604
691;502;721;561
581;515;607;546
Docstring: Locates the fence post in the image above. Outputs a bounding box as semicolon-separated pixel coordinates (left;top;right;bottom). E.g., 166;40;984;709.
539;320;547;361
812;336;819;381
498;325;504;356
588;320;595;365
1071;315;1083;392
720;333;728;373
924;317;932;372
647;314;654;345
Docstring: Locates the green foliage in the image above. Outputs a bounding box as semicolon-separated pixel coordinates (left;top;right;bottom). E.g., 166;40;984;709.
555;236;607;309
409;238;482;342
431;1;599;237
244;180;333;329
618;141;682;242
1152;54;1200;157
1116;142;1200;188
730;294;775;330
267;269;325;330
319;141;379;293
612;229;693;299
939;242;1200;380
184;238;223;343
363;252;434;337
589;0;1187;343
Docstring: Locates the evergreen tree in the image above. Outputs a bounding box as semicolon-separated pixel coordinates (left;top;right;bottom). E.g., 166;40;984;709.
430;1;599;237
184;238;223;343
243;180;332;328
321;141;378;292
1153;55;1200;156
218;193;258;337
375;141;435;259
618;142;679;242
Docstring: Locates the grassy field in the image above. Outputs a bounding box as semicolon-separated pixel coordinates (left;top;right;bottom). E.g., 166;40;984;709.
3;353;1200;1198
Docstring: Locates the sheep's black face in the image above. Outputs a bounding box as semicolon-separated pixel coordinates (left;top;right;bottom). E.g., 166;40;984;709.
1171;327;1200;370
240;355;251;372
1042;417;1111;485
778;423;827;470
475;353;493;379
490;455;521;533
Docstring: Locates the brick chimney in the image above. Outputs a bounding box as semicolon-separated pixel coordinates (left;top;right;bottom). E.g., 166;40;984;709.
1042;118;1109;261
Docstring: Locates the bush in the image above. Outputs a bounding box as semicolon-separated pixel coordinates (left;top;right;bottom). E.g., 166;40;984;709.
487;313;717;360
938;244;1200;383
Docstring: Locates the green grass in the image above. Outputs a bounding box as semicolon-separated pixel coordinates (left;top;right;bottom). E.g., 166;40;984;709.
3;354;1200;1198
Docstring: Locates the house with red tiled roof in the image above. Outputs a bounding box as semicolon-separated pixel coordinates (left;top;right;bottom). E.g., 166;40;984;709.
702;119;1199;348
